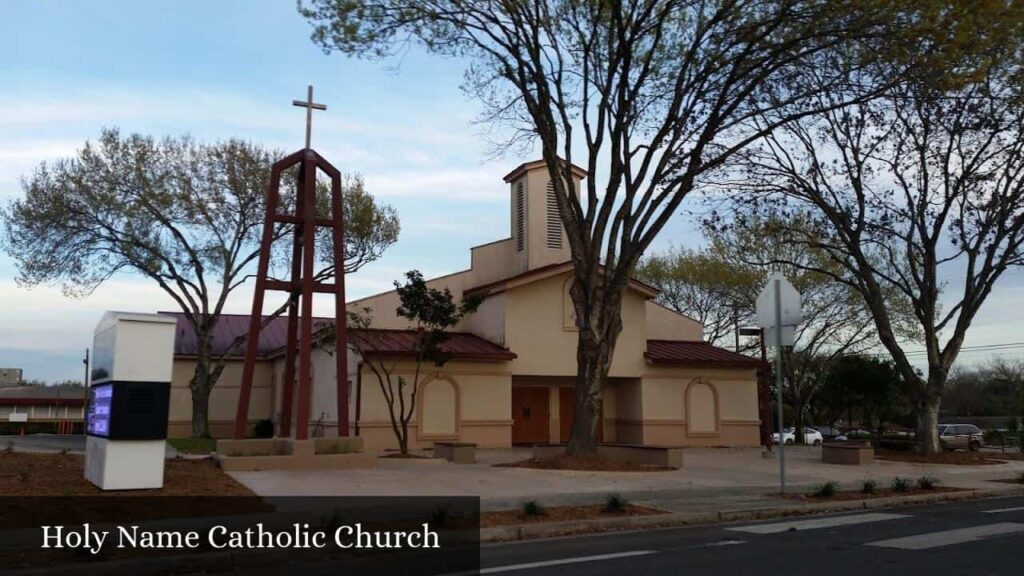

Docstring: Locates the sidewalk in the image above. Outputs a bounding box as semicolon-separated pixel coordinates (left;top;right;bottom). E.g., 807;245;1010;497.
227;446;1024;512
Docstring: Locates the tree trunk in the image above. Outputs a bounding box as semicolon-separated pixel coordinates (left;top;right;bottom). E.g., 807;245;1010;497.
188;334;216;439
793;399;806;444
914;385;942;454
566;279;623;457
398;421;409;456
189;366;212;439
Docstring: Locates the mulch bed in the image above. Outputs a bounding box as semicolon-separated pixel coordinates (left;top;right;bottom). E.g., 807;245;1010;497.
874;449;1017;465
785;486;966;502
481;504;664;527
0;451;256;497
495;455;676;472
0;452;270;530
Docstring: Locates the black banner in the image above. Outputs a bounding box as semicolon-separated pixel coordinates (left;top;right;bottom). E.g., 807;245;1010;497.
0;496;480;575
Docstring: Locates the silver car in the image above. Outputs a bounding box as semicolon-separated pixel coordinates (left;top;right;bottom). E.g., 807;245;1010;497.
938;424;983;452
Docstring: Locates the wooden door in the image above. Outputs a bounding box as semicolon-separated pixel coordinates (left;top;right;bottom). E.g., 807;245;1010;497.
511;387;550;445
559;387;603;443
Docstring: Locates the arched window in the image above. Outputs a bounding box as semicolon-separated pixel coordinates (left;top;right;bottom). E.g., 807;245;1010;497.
685;379;720;435
419;376;459;438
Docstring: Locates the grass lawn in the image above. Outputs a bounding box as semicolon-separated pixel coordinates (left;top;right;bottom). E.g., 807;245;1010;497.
168;437;217;454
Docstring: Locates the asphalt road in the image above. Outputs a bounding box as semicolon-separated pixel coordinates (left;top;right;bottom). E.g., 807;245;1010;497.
478;495;1024;576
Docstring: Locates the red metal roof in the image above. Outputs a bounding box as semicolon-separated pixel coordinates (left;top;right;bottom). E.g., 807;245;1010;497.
159;312;516;362
160;312;334;358
645;340;760;367
349;329;517;362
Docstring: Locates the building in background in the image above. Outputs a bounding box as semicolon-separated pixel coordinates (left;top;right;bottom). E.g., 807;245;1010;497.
0;368;23;386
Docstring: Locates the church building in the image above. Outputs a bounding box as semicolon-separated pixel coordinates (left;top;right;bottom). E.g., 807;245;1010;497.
164;160;761;451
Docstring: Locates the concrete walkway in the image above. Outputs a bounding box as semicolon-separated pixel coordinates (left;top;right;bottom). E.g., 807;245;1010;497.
227;447;1024;512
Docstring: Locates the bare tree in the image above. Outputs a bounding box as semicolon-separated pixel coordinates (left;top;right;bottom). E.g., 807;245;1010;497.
344;271;480;455
640;216;897;441
301;0;919;454
1;129;400;437
727;44;1024;452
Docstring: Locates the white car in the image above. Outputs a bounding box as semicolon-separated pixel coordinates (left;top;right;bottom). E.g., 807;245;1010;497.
773;427;824;446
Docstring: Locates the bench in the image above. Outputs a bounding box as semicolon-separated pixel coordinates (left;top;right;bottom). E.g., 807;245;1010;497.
821;440;873;465
531;443;683;469
433;442;477;464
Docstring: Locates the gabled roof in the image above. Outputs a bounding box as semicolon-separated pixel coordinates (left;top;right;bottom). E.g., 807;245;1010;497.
463;261;660;299
159;312;515;362
645;340;760;368
502;159;588;183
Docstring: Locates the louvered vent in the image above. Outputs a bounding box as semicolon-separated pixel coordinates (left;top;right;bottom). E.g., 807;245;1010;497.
515;181;525;251
546;180;563;249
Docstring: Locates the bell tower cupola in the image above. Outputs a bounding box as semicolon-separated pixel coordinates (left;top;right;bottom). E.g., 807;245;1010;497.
502;159;587;272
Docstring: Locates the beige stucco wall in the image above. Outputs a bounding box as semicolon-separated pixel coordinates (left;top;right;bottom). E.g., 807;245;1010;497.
356;359;512;452
504;271;648;378
168;358;274;438
634;365;760;446
645;302;704;341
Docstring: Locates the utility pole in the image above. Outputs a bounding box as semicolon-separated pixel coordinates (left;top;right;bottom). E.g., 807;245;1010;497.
82;348;89;435
773;278;786;494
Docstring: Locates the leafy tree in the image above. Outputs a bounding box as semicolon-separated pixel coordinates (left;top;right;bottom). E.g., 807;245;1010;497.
345;271;481;455
639;216;904;441
635;246;758;347
821;355;906;441
300;0;924;455
0;129;400;437
727;18;1024;452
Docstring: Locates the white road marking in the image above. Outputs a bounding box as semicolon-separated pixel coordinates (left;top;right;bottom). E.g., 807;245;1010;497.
982;506;1024;514
693;539;747;548
477;550;658;574
866;522;1024;550
727;512;910;534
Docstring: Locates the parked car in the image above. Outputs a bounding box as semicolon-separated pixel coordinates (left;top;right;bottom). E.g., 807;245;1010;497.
773;427;824;446
813;425;845;440
938;423;983;452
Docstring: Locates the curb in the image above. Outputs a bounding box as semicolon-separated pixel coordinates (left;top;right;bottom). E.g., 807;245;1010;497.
479;486;1024;542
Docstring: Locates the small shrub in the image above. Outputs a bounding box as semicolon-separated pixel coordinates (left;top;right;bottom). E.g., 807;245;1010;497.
253;419;274;439
917;476;939;490
17;471;29;483
604;493;628;513
891;477;911;493
813;481;838;498
861;479;877;494
522;500;545;517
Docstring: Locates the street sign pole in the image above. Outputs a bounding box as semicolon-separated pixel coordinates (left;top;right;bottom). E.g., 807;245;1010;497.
774;278;786;494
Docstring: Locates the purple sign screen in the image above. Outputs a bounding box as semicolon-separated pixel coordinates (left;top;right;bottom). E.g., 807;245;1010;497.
87;384;113;437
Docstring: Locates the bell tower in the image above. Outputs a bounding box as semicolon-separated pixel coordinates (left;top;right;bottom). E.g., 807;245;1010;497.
502;159;586;272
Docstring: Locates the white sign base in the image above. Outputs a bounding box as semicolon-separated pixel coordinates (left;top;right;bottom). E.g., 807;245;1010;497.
84;436;165;490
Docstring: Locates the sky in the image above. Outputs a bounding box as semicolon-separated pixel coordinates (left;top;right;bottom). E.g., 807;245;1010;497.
1;1;1022;382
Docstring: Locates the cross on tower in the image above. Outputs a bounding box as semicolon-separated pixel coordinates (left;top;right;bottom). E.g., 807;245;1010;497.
292;85;326;149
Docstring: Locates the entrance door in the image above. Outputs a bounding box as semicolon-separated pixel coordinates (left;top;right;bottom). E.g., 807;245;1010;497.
511;387;550;445
559;387;603;443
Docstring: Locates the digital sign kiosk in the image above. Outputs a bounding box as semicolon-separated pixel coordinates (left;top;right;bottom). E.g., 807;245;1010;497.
84;312;176;490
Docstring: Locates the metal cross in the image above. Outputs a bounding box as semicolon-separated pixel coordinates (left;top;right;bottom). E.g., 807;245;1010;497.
292;85;326;149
